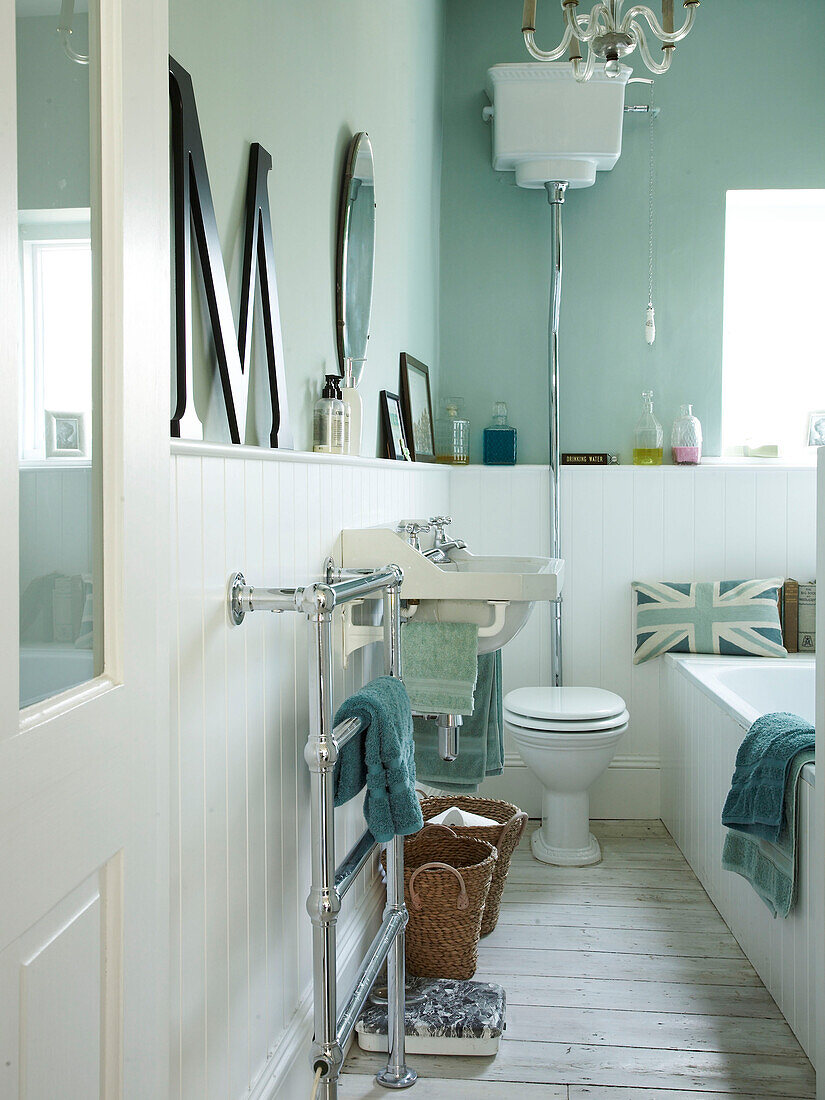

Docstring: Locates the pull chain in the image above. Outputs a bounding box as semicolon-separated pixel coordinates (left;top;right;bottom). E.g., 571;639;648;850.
646;82;656;346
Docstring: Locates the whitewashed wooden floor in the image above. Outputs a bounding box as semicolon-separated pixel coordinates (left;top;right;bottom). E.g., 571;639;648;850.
340;821;815;1099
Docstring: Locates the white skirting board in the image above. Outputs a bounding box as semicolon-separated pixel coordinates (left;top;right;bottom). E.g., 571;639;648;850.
477;755;661;820
662;662;817;1064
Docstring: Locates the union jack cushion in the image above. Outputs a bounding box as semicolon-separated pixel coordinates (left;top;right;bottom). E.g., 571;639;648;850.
631;578;787;665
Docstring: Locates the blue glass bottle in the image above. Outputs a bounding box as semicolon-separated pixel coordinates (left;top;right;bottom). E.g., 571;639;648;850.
483;401;517;465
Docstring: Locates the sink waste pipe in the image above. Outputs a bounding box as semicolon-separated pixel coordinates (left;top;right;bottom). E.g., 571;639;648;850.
547;180;567;688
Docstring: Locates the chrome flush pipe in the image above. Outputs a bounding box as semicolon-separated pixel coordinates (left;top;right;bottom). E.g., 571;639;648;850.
547;180;567;688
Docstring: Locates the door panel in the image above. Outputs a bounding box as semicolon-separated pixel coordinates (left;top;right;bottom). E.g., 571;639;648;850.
0;0;169;1094
0;866;122;1098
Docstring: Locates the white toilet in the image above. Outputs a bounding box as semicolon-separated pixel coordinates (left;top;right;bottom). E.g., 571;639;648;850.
504;686;629;866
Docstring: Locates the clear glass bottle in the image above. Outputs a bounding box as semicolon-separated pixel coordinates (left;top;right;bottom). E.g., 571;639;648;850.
435;398;470;465
671;404;702;465
340;358;361;456
633;390;663;466
313;375;346;455
483;401;517;465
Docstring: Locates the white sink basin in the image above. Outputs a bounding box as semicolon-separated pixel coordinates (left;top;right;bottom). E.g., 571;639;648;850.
339;527;564;653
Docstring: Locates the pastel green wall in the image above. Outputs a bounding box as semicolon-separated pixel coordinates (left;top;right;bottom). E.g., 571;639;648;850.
169;0;445;452
439;0;825;463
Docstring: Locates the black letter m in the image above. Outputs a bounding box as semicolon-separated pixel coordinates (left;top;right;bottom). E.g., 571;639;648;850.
169;57;292;447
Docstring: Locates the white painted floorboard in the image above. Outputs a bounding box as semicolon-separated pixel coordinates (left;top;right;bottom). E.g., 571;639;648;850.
341;822;815;1098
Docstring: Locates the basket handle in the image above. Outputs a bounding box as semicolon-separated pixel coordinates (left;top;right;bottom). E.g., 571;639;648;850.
418;822;459;838
409;862;469;911
499;810;529;850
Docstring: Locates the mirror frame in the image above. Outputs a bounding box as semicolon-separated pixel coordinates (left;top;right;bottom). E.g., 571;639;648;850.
335;131;375;386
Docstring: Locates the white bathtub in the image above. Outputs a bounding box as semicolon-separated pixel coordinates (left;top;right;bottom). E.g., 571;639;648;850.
663;655;816;1063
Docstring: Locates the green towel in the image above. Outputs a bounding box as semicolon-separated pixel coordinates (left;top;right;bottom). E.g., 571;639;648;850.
413;651;503;792
722;712;815;842
332;676;424;843
722;751;814;917
401;621;479;715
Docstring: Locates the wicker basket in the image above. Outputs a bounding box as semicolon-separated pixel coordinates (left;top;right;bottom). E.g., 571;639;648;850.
384;823;497;980
418;794;528;936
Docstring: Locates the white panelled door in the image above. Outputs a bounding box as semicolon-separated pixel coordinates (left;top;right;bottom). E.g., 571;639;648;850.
0;0;169;1095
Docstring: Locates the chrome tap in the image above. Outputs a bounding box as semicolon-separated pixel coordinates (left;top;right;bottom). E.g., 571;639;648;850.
429;516;452;547
422;516;466;562
396;521;431;552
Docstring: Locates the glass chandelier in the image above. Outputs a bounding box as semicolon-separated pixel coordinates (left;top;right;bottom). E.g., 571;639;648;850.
522;0;699;81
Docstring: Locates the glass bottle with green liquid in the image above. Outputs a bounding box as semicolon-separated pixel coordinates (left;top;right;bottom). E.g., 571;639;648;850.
633;390;663;465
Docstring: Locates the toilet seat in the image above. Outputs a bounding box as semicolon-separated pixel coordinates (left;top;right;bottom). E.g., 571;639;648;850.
506;718;629;751
505;686;626;724
504;707;630;733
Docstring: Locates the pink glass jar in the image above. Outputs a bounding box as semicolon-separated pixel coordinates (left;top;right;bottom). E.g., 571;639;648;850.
671;405;702;465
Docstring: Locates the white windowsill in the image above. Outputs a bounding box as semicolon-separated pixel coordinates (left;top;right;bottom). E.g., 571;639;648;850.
19;458;92;470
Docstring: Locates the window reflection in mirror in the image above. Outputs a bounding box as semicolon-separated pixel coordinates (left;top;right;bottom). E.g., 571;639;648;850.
17;0;101;708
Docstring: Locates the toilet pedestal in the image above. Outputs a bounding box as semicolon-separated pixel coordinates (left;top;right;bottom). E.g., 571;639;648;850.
532;790;601;866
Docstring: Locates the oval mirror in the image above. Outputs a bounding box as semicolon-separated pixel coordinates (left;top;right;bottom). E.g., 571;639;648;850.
335;132;375;385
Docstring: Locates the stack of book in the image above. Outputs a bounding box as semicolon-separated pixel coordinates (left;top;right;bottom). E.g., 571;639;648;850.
780;579;816;653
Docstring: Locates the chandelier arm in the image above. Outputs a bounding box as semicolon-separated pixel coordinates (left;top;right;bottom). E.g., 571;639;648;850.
564;2;611;44
634;21;674;74
571;37;597;82
621;3;697;44
523;23;575;62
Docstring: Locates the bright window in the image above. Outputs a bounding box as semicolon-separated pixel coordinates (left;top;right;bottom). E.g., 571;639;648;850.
721;190;825;460
19;210;92;462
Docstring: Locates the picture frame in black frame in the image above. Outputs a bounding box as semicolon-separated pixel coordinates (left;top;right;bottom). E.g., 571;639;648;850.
399;352;435;462
380;390;411;461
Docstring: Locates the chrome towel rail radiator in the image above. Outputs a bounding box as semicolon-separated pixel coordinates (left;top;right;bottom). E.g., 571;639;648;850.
229;565;417;1097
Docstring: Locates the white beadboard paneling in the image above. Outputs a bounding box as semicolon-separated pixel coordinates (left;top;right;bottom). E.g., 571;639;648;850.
755;471;790;578
201;456;231;1100
788;470;817;582
171;446;449;1099
174;454;207;1098
662;658;816;1064
454;465;817;819
723;470;757;578
18;466;93;590
692;470;727;579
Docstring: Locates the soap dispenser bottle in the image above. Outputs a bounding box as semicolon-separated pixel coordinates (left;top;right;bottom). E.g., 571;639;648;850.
313;374;346;455
483;401;517;465
633;390;663;466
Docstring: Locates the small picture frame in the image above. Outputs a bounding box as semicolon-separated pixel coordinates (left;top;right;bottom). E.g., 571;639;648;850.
45;410;88;458
380;391;411;461
399;352;435;461
807;411;825;448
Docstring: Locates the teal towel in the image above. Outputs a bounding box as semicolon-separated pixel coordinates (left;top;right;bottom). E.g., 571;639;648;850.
722;752;814;917
401;621;479;715
721;712;815;842
413;651;503;792
332;676;424;844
